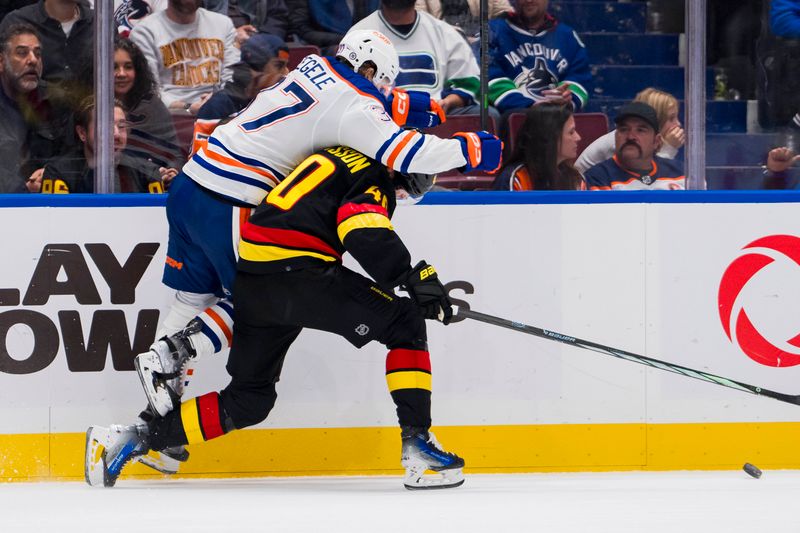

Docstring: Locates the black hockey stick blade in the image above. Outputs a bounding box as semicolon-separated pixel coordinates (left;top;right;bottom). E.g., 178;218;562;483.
456;307;800;407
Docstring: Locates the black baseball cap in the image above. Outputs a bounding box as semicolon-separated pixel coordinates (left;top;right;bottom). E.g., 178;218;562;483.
614;102;660;132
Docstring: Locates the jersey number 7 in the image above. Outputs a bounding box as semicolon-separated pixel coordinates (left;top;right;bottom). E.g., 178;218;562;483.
240;81;318;132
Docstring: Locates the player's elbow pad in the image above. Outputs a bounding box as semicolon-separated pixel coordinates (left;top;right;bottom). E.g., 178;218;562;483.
452;131;503;173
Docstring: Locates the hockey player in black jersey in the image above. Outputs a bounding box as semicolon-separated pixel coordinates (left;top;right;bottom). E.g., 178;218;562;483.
85;146;464;490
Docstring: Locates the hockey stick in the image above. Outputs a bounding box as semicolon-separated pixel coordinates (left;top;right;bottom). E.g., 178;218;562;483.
478;0;489;131
455;307;800;407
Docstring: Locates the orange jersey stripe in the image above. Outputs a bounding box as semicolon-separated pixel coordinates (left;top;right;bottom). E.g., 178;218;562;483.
205;307;232;346
201;145;278;184
386;131;417;169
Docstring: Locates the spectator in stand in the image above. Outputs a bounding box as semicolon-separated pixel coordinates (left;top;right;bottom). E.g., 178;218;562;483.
192;33;289;153
584;102;685;191
768;0;800;131
484;0;591;114
41;96;177;193
763;146;800;188
492;103;583;190
114;37;183;169
114;0;167;38
351;0;480;115
286;0;378;56
130;0;240;116
0;23;71;193
415;0;510;39
0;0;94;110
575;87;684;173
204;0;289;46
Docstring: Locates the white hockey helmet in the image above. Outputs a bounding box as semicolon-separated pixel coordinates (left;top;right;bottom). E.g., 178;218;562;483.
337;29;400;90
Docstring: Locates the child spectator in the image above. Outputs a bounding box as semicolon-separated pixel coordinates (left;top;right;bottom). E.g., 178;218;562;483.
41;96;177;193
129;0;240;115
492;103;583;190
576;88;685;173
584;102;685;190
114;37;183;169
484;0;591;113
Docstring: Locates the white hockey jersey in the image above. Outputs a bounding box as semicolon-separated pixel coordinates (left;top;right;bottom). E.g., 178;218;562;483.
351;10;480;102
129;8;239;107
182;55;470;205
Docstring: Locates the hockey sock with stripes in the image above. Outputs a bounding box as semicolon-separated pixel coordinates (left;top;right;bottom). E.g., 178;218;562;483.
385;348;432;428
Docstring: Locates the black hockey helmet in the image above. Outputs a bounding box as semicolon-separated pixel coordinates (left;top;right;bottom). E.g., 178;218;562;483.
394;171;436;199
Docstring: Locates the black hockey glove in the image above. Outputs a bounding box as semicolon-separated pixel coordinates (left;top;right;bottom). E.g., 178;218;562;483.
401;260;453;325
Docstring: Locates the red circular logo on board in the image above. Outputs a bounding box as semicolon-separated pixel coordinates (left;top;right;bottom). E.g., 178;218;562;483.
718;235;800;367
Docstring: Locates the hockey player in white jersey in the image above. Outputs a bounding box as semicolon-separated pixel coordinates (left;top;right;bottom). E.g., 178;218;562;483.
107;29;502;475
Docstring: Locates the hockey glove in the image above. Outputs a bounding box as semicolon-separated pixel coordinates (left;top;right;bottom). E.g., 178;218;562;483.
388;88;447;129
401;260;453;325
452;131;503;174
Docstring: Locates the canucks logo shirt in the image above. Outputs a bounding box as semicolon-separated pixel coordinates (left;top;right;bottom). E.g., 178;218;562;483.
485;14;592;112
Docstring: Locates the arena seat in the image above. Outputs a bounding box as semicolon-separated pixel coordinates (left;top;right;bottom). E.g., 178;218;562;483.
424;114;498;191
287;45;321;70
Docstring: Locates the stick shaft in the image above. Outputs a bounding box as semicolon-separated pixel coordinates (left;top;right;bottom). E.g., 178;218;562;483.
457;307;800;406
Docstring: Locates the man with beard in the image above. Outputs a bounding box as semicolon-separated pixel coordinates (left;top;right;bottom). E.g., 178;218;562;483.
484;0;591;113
350;0;481;115
130;0;240;115
0;23;70;192
40;96;177;193
584;102;685;191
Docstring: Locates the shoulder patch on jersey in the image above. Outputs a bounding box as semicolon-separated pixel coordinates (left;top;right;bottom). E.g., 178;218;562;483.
368;104;392;122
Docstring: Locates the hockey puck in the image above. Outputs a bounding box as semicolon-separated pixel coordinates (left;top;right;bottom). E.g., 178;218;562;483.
743;462;762;479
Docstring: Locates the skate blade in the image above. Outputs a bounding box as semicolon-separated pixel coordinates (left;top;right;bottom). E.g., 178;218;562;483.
403;468;465;490
85;426;111;487
134;352;173;417
135;449;189;476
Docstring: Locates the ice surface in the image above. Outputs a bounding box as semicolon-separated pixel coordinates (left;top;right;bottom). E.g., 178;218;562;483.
1;470;798;532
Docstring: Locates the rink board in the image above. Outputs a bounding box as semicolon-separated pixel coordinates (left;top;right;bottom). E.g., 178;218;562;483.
1;192;800;480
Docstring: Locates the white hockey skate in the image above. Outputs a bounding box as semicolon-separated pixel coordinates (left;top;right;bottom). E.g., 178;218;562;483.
401;427;465;490
85;424;149;487
135;329;197;417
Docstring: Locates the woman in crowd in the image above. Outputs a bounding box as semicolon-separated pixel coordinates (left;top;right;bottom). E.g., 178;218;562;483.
575;87;685;173
114;38;183;171
493;103;584;190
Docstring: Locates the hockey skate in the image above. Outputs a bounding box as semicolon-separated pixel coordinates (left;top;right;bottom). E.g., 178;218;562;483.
85;424;149;487
134;406;189;475
137;446;189;475
135;324;198;417
401;427;465;490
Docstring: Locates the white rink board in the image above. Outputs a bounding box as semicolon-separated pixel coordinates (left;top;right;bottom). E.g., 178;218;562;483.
1;201;799;434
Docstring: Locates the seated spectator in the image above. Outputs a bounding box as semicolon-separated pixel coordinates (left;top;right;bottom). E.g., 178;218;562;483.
576;87;685;173
192;33;289;153
492;103;583;190
129;0;240;115
484;0;591;113
114;0;167;38
0;0;95;110
0;23;71;193
584;102;685;191
287;0;378;55
205;0;289;46
41;96;177;193
114;37;183;169
415;0;510;39
351;0;481;115
757;0;800;130
763;146;800;189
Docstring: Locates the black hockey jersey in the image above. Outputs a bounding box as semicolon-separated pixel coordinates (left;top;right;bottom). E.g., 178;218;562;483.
238;146;412;288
